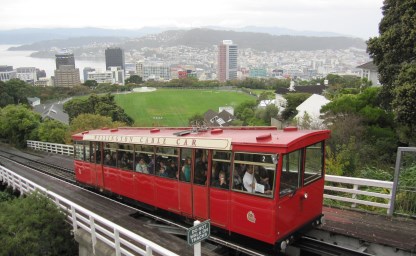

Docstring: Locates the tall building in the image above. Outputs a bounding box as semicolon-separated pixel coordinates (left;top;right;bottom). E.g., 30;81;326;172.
135;62;170;81
16;67;37;84
0;65;17;81
217;40;238;82
55;51;75;69
53;50;80;87
105;48;125;71
54;65;81;87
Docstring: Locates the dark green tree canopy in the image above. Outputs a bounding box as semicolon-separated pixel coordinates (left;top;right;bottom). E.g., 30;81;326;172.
0;79;35;107
367;0;416;109
64;94;133;125
0;192;77;255
125;75;143;85
0;105;41;147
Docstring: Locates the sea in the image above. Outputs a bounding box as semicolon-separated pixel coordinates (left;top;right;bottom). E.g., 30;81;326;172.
0;45;105;81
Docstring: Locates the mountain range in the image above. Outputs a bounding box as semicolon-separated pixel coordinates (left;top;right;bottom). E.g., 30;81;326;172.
0;26;352;45
6;28;366;55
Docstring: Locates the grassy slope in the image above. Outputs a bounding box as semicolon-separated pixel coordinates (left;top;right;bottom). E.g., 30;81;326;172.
114;89;254;126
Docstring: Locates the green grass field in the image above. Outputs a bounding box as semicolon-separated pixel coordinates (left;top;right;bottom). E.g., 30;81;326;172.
114;89;254;126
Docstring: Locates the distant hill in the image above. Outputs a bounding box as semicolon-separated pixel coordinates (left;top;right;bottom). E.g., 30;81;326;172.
8;37;126;51
0;27;167;44
0;26;358;45
6;28;366;54
121;28;366;51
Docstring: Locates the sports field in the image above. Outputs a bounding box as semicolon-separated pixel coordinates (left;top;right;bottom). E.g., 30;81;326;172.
114;88;254;126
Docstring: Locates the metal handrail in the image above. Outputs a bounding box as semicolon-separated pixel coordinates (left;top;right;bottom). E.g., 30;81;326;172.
0;165;179;256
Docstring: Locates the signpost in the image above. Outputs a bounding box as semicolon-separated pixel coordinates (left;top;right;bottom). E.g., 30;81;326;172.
187;220;210;256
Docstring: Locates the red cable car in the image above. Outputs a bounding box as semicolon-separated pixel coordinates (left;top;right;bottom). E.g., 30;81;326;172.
72;126;330;249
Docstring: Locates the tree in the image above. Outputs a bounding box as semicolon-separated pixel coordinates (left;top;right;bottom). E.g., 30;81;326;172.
321;87;398;168
367;0;416;139
255;104;279;125
125;75;143;85
392;64;416;130
281;93;310;121
188;113;205;126
234;100;257;125
0;79;35;107
37;119;69;144
64;94;134;125
69;113;126;134
0;105;41;147
0;192;77;255
83;80;98;88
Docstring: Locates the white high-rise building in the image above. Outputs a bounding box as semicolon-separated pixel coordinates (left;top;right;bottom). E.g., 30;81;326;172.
217;40;238;82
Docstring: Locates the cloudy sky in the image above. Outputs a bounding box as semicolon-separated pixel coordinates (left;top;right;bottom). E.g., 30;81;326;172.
0;0;383;39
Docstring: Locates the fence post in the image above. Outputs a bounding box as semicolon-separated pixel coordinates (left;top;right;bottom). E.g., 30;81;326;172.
71;206;78;232
389;148;402;216
89;216;97;254
146;245;152;256
114;229;121;256
351;184;358;208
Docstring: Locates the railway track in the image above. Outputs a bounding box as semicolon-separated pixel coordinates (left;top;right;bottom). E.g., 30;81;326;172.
295;236;375;256
0;149;75;183
0;147;375;256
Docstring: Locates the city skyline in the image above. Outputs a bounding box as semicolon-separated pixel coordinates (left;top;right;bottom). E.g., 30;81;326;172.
0;0;383;39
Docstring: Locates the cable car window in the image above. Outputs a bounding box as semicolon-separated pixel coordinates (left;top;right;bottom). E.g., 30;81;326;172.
117;144;134;171
304;142;324;185
94;142;102;164
135;145;155;174
103;143;118;167
85;142;92;163
280;149;302;197
233;152;277;197
211;150;231;190
88;142;101;164
194;149;208;185
180;148;192;182
156;146;178;179
74;141;84;161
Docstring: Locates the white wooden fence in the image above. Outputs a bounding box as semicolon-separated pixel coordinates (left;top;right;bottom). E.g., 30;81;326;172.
325;175;394;215
0;165;179;256
27;140;74;156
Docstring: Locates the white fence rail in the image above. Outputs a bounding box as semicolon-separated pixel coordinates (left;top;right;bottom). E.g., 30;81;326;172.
27;140;74;156
0;166;179;256
325;174;394;215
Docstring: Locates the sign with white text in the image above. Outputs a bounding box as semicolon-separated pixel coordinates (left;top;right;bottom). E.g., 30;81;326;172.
187;220;210;246
83;134;231;150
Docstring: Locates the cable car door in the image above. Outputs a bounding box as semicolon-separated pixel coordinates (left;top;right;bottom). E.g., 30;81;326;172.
94;142;105;189
178;148;192;216
192;149;209;219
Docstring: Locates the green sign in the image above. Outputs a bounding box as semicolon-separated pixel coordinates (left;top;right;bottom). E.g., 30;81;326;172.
187;220;210;246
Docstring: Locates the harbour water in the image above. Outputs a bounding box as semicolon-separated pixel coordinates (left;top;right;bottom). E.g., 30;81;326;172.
0;45;105;81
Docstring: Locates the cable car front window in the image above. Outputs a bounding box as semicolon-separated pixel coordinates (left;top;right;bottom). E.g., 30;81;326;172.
233;152;277;197
74;141;84;161
280;149;302;197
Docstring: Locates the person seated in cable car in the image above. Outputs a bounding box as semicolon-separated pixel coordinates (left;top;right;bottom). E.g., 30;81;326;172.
166;160;177;178
180;157;191;182
158;166;169;177
212;171;229;189
243;165;271;195
135;158;149;173
194;154;207;185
